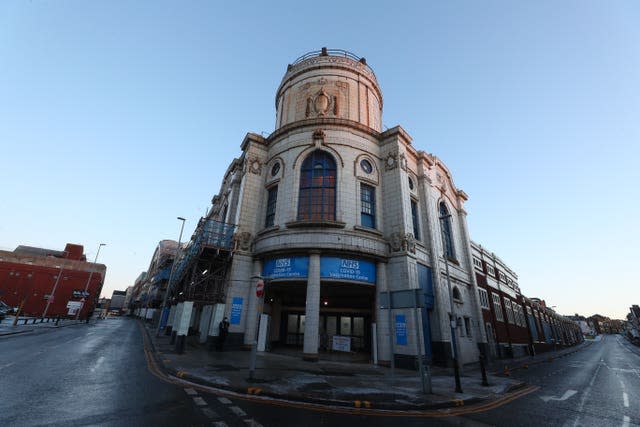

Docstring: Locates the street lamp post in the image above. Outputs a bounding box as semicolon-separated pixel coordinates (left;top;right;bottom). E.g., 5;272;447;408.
42;262;67;319
155;216;186;337
76;243;106;321
439;210;463;393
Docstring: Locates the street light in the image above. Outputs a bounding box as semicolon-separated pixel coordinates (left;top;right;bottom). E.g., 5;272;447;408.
76;243;106;320
155;216;186;337
42;262;67;319
439;203;463;393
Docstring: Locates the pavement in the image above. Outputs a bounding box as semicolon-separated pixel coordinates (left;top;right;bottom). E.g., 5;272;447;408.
141;322;583;411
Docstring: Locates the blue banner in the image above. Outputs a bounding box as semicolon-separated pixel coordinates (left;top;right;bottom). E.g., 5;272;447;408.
230;297;243;325
395;314;407;345
159;307;170;330
263;256;309;279
320;257;376;284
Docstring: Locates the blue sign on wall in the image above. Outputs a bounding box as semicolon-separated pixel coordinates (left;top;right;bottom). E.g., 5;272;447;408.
395;314;407;345
263;256;309;279
230;297;243;325
320;257;376;284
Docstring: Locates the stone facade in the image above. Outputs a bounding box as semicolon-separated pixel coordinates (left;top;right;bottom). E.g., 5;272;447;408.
209;49;483;366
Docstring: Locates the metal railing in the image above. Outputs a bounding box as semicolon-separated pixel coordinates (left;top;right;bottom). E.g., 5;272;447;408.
291;48;365;66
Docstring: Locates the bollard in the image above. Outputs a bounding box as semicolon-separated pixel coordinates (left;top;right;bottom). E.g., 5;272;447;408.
479;354;489;386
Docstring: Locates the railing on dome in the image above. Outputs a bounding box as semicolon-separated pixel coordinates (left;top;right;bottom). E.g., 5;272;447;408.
170;219;235;292
292;48;363;65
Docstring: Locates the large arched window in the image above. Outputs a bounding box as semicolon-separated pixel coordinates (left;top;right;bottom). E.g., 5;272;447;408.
297;150;336;221
439;202;456;260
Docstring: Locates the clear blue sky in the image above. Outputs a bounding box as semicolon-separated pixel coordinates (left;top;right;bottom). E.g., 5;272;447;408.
1;1;638;319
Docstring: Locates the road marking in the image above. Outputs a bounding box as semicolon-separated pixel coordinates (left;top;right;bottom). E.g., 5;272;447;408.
218;397;232;405
201;408;218;418
573;362;602;427
623;415;630;427
540;390;577;402
620;380;626;390
230;406;247;417
193;396;207;406
184;388;198;396
623;392;629;407
0;362;15;371
90;356;105;373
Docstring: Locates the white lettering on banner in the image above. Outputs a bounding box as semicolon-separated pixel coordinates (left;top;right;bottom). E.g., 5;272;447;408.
275;258;291;268
341;259;359;270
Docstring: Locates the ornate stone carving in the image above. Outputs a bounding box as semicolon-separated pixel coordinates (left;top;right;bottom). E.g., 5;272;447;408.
399;153;408;171
248;157;262;175
385;153;398;170
312;129;326;140
388;232;417;253
234;232;253;251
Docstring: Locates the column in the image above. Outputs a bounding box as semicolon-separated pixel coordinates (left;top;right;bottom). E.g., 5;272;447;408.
243;259;263;346
303;251;321;361
375;261;390;364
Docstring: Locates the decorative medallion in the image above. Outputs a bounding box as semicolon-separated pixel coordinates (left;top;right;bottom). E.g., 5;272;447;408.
248;158;262;175
385;153;397;170
314;89;330;116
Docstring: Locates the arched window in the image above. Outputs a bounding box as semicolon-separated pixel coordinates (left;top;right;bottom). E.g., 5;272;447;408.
298;151;336;221
439;202;456;260
452;286;462;301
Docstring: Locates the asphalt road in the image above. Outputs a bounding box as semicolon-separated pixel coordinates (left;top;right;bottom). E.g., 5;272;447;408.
0;318;215;426
2;319;639;427
462;334;640;426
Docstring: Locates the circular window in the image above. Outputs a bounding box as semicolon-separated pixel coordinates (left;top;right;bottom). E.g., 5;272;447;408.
408;177;414;190
360;159;373;174
271;162;280;177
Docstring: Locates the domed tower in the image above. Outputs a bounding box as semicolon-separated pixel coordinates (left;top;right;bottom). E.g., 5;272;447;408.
211;48;482;367
275;47;383;132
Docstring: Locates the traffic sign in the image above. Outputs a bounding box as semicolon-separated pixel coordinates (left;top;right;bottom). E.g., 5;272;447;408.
255;279;264;298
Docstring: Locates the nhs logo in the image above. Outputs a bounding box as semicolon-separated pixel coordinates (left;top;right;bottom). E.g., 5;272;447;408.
341;259;359;270
275;258;291;268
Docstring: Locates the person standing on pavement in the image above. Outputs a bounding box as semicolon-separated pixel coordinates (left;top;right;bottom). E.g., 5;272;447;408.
218;317;230;351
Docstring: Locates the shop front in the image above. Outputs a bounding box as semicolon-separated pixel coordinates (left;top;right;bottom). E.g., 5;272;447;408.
262;255;376;356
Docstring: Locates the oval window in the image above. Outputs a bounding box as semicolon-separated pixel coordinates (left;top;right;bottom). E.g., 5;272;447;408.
360;159;373;174
271;162;280;177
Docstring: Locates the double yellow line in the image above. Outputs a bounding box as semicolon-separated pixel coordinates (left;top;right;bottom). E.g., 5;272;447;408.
138;322;539;418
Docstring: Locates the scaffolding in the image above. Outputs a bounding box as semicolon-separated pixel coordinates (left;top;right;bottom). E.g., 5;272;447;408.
170;218;236;305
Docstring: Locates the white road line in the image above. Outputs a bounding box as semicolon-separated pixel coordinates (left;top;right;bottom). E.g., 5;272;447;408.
230;406;247;417
0;362;15;371
184;388;198;396
218;397;232;405
193;396;207;406
90;356;104;373
623;392;629;407
573;362;602;427
623;415;630;427
620;380;626;390
201;408;218;419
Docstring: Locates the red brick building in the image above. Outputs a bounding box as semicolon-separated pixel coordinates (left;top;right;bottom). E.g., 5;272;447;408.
0;243;107;319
